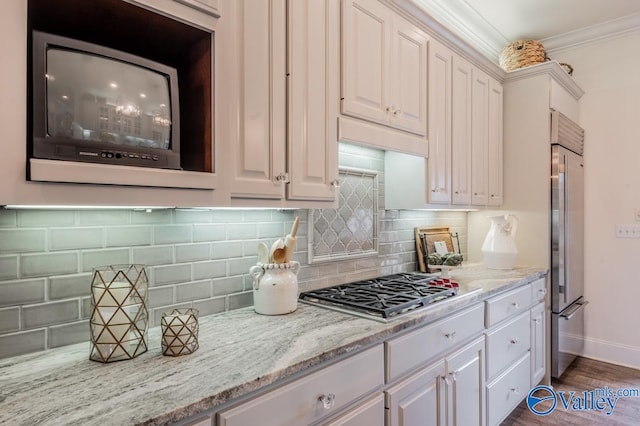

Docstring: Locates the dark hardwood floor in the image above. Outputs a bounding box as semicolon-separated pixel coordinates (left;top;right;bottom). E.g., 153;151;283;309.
502;357;640;425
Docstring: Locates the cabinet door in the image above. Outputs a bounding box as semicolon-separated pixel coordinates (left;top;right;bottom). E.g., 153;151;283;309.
530;302;546;386
451;55;473;205
487;78;503;206
389;15;428;135
427;40;452;204
445;336;485;426
324;394;385;426
287;0;339;201
341;0;390;126
386;360;446;426
221;0;287;199
471;69;489;206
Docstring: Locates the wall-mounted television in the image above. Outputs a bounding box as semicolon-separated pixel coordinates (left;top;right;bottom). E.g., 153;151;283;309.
31;31;181;170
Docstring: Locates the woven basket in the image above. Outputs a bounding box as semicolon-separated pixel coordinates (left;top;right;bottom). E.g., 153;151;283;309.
499;40;546;71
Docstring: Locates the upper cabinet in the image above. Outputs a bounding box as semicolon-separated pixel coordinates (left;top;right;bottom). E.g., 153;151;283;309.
219;0;339;206
471;69;503;206
386;38;503;210
339;0;429;156
426;40;473;206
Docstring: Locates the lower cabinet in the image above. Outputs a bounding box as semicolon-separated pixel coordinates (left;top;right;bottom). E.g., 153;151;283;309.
386;336;485;426
217;345;384;426
530;302;546;387
323;394;385;426
486;353;531;426
445;337;486;426
190;281;546;426
386;359;445;426
483;279;548;425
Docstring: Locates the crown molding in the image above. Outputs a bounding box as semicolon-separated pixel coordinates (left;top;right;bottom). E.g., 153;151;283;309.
411;0;507;63
543;12;640;55
411;1;640;64
503;61;585;100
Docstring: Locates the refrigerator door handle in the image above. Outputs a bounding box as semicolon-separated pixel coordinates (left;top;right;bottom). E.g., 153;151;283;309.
560;300;588;320
558;155;568;304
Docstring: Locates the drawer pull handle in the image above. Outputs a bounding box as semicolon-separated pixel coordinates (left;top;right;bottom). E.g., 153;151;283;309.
444;331;457;340
510;338;519;345
511;301;520;308
510;387;520;394
319;393;336;410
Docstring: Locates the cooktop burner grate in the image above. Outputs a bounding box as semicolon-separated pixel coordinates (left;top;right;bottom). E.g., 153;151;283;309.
299;272;458;320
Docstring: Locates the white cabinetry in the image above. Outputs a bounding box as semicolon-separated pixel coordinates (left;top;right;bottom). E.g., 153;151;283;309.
386;336;485;426
427;40;473;205
483;278;547;425
385;41;501;210
217;345;383;426
340;0;429;155
386;359;445;426
530;302;546;387
471;69;503;206
385;304;485;426
218;0;338;205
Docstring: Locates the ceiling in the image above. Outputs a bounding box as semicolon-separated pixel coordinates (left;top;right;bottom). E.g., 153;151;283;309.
415;0;640;63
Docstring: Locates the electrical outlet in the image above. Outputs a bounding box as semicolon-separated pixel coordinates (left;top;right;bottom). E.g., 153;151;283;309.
616;224;640;238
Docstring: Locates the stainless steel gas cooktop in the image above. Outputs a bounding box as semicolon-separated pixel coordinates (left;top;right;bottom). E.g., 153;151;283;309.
298;272;460;322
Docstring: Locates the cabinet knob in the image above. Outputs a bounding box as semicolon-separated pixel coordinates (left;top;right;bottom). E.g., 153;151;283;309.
444;331;456;340
510;387;520;394
330;179;340;188
533;318;541;324
511;301;519;308
393;109;402;116
490;194;496;198
538;288;547;295
510;338;520;345
274;172;289;183
318;393;336;410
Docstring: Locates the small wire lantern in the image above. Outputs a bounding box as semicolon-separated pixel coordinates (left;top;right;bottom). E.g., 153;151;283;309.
161;308;199;356
89;264;149;363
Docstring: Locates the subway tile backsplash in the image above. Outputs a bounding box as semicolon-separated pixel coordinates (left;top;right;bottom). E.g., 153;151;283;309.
0;144;468;359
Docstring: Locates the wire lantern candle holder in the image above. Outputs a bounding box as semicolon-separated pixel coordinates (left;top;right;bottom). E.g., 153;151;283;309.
89;264;149;363
161;308;199;356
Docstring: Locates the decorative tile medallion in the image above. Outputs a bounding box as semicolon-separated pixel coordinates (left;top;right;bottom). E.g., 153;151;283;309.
309;168;378;263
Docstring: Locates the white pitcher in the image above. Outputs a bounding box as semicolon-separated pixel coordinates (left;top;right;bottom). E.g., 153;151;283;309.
249;261;300;315
481;214;518;270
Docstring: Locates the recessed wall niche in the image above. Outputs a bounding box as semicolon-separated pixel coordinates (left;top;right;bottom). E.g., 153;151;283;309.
27;0;213;173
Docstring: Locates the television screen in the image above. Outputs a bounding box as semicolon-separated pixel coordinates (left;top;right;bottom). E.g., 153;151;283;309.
46;48;172;150
31;31;181;170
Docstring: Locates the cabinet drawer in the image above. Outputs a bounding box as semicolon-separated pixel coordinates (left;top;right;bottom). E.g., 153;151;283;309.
322;394;384;426
486;311;530;380
485;285;532;327
386;303;484;381
531;278;547;303
218;345;384;426
486;353;530;426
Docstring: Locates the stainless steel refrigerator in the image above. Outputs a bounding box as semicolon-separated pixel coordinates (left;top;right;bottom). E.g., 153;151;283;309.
550;110;587;378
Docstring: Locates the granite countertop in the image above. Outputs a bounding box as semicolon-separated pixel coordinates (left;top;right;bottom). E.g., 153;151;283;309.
0;264;546;425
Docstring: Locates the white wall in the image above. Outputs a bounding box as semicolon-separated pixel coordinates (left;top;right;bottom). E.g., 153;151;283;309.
550;32;640;369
